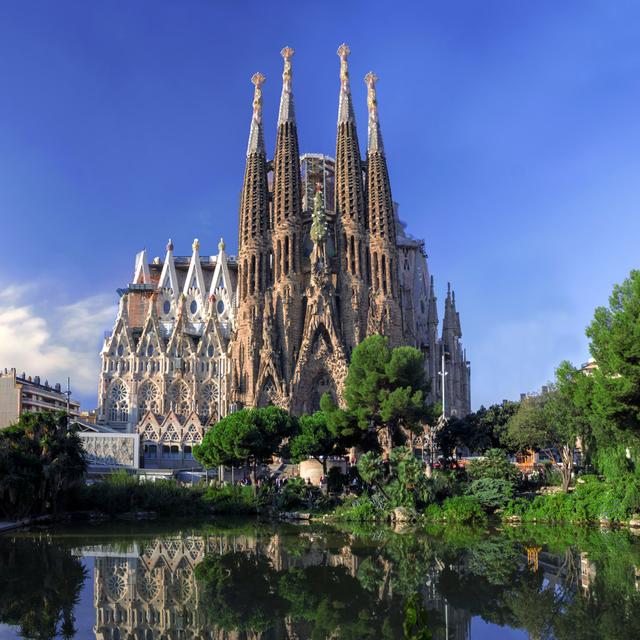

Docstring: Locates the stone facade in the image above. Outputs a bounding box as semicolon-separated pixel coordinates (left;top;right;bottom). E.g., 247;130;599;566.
97;45;471;450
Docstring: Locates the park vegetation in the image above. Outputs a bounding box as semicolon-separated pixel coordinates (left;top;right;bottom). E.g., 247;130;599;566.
2;271;640;527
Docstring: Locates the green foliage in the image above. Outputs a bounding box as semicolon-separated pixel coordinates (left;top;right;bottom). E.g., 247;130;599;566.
331;495;385;521
326;335;432;449
203;483;258;514
424;496;487;525
78;472;209;516
288;411;343;473
503;475;640;523
437;400;519;456
0;411;86;519
586;269;640;449
466;448;520;483
357;447;435;510
465;478;514;511
505;363;590;491
0;536;86;638
194;406;296;484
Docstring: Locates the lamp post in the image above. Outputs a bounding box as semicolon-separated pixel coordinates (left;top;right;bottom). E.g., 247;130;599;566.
439;351;448;419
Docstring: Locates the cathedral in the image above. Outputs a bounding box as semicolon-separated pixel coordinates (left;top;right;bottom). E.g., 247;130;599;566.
96;45;471;464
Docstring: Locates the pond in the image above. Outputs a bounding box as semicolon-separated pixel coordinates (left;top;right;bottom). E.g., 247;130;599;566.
0;519;639;639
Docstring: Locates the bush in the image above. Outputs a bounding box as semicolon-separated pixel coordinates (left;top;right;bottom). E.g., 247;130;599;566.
466;477;514;512
203;484;258;514
78;472;208;516
423;496;486;524
502;475;640;523
441;496;487;525
467;448;520;484
331;495;385;521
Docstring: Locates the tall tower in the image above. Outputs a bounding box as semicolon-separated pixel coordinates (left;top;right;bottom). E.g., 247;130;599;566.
364;71;403;344
334;44;368;355
233;72;269;407
269;46;305;395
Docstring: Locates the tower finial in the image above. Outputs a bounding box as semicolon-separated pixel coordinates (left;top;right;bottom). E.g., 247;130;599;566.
278;46;296;124
337;43;355;124
167;238;174;252
247;72;266;156
192;238;200;252
364;71;384;153
218;237;226;252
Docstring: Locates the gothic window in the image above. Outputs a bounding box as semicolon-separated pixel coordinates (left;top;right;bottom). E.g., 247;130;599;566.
162;423;181;443
147;343;154;357
190;299;198;314
163;300;171;315
138;381;160;415
168;381;190;415
207;344;215;358
107;380;129;423
117;344;124;357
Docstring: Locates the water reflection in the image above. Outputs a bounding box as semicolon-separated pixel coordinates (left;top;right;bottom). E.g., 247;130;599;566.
1;523;640;639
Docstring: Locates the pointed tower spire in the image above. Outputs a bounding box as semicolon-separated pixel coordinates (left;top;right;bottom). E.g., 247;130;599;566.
334;44;368;351
427;275;438;326
337;43;355;124
277;47;295;125
247;72;266;156
364;71;384;153
272;45;303;239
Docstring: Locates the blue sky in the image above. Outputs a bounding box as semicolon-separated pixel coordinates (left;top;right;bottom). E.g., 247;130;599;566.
1;0;639;410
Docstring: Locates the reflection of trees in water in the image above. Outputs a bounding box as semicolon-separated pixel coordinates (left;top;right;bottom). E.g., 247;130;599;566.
9;523;639;640
91;526;640;639
0;537;86;639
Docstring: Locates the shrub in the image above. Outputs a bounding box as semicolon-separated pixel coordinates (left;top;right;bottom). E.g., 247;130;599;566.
438;496;487;525
467;448;520;484
502;475;640;523
331;495;385;521
203;484;258;514
466;477;514;512
79;472;207;516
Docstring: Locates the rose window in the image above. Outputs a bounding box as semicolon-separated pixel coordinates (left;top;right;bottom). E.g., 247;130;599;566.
199;383;217;421
138;382;159;414
105;561;128;601
107;380;129;423
137;571;161;603
169;382;190;415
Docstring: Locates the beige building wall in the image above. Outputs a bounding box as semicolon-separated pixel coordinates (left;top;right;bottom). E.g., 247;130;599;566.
0;374;21;429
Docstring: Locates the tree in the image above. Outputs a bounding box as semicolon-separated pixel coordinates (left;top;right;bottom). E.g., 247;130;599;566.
0;411;86;519
505;362;589;491
586;270;640;462
194;406;296;490
288;411;344;476
437;401;520;458
324;335;433;452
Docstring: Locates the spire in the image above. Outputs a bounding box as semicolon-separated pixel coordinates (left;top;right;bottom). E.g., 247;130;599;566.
239;73;269;250
428;275;438;326
247;72;266;156
272;45;303;232
443;283;454;333
278;47;296;125
158;239;179;296
364;71;384;153
335;43;366;229
365;71;396;244
337;43;355;124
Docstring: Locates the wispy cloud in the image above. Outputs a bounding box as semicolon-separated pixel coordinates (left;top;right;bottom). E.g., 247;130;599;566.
0;285;116;405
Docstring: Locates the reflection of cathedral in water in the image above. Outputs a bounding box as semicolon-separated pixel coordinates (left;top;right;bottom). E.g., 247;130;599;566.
90;533;472;640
